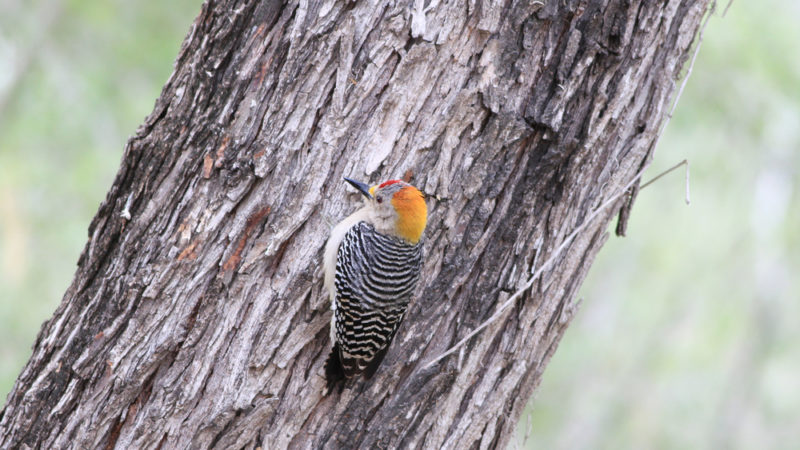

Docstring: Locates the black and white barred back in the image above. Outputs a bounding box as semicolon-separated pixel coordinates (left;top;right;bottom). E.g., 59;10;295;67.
325;221;423;388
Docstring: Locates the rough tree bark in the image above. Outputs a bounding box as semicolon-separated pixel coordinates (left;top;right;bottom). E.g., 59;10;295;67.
0;0;712;448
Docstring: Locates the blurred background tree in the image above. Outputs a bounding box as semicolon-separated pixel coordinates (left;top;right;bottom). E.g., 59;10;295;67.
1;0;797;448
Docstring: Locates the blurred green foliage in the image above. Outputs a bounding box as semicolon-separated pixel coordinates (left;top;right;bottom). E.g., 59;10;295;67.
0;0;201;400
0;1;798;448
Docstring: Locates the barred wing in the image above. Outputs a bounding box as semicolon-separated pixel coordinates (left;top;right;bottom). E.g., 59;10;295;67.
333;222;423;377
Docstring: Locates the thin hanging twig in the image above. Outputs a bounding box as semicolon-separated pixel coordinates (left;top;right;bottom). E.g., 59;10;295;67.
640;159;691;205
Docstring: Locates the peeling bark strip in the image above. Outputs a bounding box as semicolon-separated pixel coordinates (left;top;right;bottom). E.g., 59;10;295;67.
0;1;711;448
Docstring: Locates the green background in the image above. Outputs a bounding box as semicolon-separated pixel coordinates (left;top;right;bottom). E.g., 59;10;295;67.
1;1;798;448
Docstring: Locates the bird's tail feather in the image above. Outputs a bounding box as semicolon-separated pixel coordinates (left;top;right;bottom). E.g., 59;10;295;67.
324;344;346;395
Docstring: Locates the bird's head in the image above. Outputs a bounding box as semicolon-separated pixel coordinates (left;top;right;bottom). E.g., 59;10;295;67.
344;177;428;244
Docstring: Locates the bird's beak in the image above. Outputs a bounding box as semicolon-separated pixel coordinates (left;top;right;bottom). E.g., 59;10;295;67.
344;177;373;199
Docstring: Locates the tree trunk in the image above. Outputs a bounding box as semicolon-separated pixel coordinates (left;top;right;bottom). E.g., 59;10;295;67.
0;0;712;448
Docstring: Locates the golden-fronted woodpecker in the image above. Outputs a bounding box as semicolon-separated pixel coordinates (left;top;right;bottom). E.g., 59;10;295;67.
323;177;428;392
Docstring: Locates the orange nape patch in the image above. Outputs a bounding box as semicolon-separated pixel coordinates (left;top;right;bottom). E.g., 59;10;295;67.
391;186;427;244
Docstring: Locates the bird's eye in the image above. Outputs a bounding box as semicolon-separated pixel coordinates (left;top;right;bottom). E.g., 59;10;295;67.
376;196;383;203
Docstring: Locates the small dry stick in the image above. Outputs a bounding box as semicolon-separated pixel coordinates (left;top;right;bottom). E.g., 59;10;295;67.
640;159;691;204
722;0;734;18
667;1;714;121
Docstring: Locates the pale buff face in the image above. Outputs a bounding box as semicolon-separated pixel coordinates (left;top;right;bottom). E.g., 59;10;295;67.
363;181;408;237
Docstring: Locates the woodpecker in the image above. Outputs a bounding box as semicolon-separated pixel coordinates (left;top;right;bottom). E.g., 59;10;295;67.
323;177;427;392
